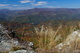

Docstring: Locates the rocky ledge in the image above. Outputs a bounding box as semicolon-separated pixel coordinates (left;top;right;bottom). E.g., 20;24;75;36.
0;24;36;53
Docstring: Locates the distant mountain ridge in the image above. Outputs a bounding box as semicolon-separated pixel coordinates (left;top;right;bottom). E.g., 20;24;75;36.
0;8;80;24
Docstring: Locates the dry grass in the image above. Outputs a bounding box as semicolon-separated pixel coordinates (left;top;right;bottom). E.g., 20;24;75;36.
34;24;80;53
20;22;80;53
34;25;62;50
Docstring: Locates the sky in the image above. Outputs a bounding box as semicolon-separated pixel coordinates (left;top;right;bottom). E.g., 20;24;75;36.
0;0;80;10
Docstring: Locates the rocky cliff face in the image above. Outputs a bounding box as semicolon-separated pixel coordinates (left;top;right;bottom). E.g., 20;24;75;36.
0;24;36;53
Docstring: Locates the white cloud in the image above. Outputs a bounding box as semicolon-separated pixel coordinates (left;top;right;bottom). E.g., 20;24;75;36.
0;6;32;10
45;6;54;8
45;6;61;8
15;7;32;10
12;5;20;6
19;0;31;3
34;1;47;6
0;4;9;6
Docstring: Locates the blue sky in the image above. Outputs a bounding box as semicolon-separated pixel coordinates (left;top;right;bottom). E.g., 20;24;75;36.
0;0;80;10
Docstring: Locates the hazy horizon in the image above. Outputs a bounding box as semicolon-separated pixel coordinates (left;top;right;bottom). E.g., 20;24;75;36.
1;7;80;10
0;0;80;10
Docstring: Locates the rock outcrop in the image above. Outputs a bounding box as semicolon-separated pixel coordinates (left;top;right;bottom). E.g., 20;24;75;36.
9;50;36;53
0;24;36;53
55;30;80;53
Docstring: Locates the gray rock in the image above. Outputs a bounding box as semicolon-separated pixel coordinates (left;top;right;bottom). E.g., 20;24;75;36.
9;50;27;53
0;24;35;53
9;50;36;53
56;30;80;49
